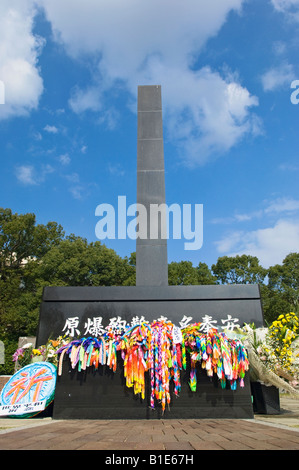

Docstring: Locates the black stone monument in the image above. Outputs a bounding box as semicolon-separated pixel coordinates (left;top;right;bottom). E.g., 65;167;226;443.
36;86;264;419
136;85;168;286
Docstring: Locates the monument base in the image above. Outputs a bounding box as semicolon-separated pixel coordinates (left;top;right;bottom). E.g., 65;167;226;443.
36;284;263;420
251;382;280;415
52;355;254;420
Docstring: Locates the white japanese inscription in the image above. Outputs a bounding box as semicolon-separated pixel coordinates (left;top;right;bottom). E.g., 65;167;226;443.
131;316;146;326
157;315;168;322
60;313;241;337
84;317;105;336
179;315;193;328
62;316;80;337
199;315;217;333
221;314;240;331
107;316;128;333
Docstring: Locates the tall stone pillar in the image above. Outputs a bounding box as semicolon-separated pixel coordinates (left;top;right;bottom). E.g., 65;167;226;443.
136;85;168;286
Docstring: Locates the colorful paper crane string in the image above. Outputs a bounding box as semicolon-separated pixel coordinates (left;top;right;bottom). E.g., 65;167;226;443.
119;322;151;400
57;336;109;376
55;318;250;413
149;320;174;413
181;325;249;391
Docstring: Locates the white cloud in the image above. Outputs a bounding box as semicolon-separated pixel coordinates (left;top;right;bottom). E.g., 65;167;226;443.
62;173;81;198
33;131;42;141
107;163;125;177
215;230;244;253
40;0;244;68
0;1;262;163
156;65;259;165
44;124;59;134
273;41;287;55
0;0;44;120
15;165;38;185
272;0;299;9
59;153;71;165
264;197;299;214
69;185;84;200
38;0;260;165
211;197;299;225
271;0;299;21
65;172;80;184
215;218;299;268
261;62;295;91
69;85;102;113
15;163;54;185
213;197;299;266
64;172;95;200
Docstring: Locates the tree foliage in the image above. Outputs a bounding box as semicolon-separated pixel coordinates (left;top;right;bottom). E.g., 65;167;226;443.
168;261;216;285
268;253;299;309
263;253;299;323
0;208;66;346
211;254;267;285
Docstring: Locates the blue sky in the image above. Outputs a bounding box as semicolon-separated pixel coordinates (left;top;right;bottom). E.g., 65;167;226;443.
1;0;299;270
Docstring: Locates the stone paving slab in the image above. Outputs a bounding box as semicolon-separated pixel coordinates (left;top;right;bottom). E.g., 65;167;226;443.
0;395;299;451
1;417;299;450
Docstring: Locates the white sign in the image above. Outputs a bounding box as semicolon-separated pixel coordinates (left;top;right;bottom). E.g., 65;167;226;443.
172;325;183;344
0;400;46;416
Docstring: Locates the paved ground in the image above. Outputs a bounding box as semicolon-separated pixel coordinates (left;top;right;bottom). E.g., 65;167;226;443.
0;395;299;451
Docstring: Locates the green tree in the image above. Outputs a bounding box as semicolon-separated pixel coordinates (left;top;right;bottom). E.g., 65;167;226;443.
122;252;136;286
0;208;64;373
27;235;134;287
0;209;65;327
168;260;216;285
266;252;299;317
259;285;291;325
211;254;267;285
196;262;217;285
0;208;64;277
0;208;36;284
168;261;198;285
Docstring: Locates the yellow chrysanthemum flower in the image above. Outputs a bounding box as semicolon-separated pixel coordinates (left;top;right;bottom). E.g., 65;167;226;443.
32;349;41;355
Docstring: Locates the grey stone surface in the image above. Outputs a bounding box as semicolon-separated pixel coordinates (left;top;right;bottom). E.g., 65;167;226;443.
135;245;168;286
0;341;4;365
137;140;164;171
137;85;162;111
136;85;168;286
18;337;36;348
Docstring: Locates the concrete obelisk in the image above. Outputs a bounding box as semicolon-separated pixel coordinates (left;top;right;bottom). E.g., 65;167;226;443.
136;85;168;286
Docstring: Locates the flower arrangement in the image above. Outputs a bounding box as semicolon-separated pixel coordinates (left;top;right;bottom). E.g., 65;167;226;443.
12;336;71;369
234;312;299;396
267;312;299;384
12;343;35;369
